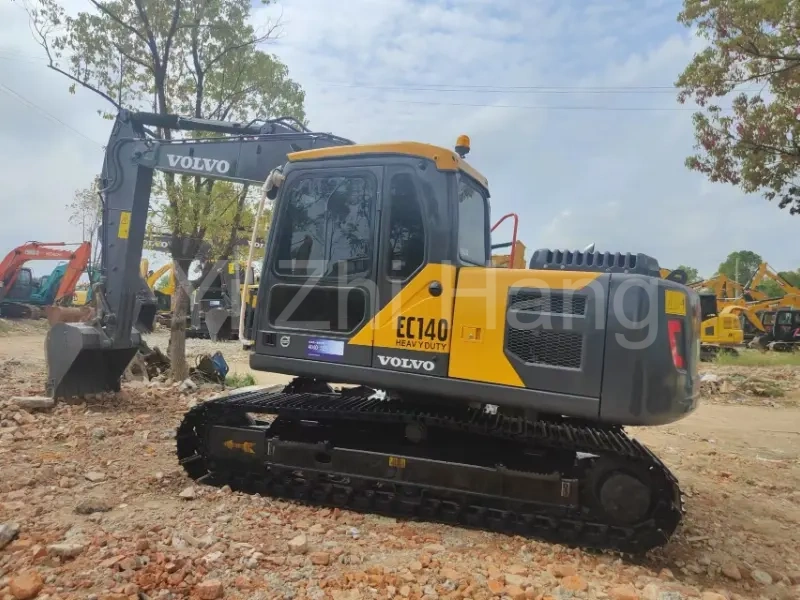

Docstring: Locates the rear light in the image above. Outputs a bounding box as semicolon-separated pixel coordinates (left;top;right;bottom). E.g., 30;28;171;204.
667;318;686;369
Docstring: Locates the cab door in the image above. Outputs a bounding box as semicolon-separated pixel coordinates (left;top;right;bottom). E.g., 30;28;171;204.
348;165;457;377
254;165;382;367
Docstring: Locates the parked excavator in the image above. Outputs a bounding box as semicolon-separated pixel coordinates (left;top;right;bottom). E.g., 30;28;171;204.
44;109;701;554
0;241;92;318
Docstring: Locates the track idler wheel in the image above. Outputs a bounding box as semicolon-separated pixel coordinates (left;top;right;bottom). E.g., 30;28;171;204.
584;457;655;526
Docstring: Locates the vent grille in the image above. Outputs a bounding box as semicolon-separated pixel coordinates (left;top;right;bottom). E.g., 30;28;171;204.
528;248;660;276
509;289;587;315
506;328;583;369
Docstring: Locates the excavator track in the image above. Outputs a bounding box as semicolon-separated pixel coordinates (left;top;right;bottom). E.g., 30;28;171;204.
176;383;683;555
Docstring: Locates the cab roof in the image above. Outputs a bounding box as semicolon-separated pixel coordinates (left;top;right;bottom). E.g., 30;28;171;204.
287;141;489;189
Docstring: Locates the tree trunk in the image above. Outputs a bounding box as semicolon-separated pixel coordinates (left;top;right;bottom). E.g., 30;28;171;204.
169;258;192;381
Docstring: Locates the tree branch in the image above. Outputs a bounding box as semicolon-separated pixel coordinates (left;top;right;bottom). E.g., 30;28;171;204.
161;0;183;75
87;0;148;45
47;64;121;110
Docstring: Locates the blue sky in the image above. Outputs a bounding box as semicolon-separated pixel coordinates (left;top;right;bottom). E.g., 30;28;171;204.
1;0;798;279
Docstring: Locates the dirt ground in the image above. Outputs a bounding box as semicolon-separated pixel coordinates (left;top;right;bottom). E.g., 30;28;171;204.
0;321;798;600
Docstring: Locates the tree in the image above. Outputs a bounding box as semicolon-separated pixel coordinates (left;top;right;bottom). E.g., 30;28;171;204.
675;264;700;283
675;0;800;215
716;250;763;285
26;0;305;379
67;176;102;268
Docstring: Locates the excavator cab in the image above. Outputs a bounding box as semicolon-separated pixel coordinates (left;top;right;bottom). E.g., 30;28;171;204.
3;268;35;302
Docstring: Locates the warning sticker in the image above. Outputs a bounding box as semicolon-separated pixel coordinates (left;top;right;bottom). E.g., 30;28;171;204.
665;290;686;316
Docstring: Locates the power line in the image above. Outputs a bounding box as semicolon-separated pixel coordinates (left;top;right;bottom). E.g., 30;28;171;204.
357;98;723;112
0;50;766;94
319;81;763;95
0;82;104;147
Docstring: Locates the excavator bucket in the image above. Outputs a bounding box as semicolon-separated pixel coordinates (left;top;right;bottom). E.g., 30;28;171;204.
45;322;139;398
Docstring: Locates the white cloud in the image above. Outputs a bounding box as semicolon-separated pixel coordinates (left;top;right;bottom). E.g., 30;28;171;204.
0;0;797;281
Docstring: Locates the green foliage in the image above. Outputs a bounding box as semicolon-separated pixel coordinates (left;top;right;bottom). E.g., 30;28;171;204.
716;250;763;285
779;269;800;288
675;264;700;283
715;349;800;368
675;0;800;215
225;372;256;388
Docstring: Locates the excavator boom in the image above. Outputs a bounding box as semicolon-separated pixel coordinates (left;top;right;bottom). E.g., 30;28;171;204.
46;109;353;398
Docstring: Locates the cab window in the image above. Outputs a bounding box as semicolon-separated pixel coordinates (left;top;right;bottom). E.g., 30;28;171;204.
274;173;376;279
457;176;488;265
386;172;425;280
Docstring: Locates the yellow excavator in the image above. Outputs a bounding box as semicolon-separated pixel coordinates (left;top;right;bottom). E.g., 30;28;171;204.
44;108;703;556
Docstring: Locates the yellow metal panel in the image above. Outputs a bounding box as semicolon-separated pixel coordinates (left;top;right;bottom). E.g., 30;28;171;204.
349;263;457;353
449;267;601;387
287;142;489;188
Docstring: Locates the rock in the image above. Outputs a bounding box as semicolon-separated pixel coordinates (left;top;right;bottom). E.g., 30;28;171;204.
552;564;577;578
505;585;526;600
409;560;423;573
487;579;505;595
195;579;224;600
505;574;527;587
562;575;588;592
47;541;86;558
642;583;661;600
440;567;461;581
751;570;773;585
310;551;330;565
179;378;198;393
701;593;727;600
91;427;106;440
0;522;20;549
288;534;308;554
721;563;742;581
75;498;113;515
12;396;54;412
85;471;106;483
609;584;639;600
179;486;196;499
506;565;527;576
788;572;800;585
9;569;44;600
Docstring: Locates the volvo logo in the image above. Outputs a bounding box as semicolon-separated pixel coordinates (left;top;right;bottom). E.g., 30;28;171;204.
279;335;290;348
377;354;435;372
166;153;231;174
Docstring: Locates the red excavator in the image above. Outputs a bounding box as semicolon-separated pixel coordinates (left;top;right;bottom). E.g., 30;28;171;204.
0;241;92;319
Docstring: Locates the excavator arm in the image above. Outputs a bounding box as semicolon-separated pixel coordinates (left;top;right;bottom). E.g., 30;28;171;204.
46;109;353;398
53;242;91;303
745;262;800;300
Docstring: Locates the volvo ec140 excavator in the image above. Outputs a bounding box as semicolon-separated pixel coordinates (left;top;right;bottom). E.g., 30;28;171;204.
45;109;701;554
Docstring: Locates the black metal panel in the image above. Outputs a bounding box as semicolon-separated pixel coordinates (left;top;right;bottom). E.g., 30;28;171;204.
599;275;701;426
503;276;609;399
529;248;661;277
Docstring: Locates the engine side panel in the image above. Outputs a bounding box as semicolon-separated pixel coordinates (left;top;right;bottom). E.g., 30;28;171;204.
599;275;701;425
449;267;606;399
